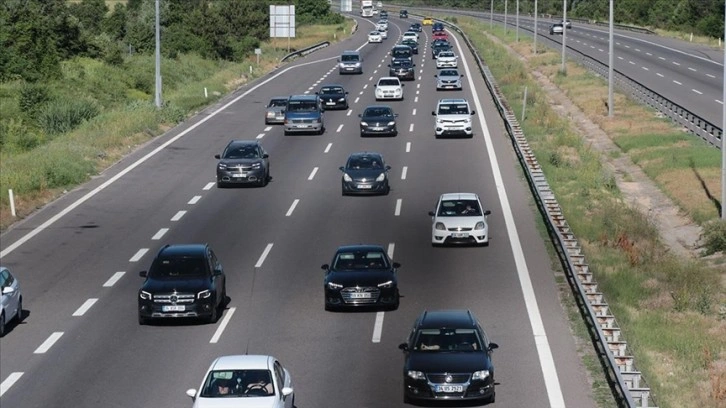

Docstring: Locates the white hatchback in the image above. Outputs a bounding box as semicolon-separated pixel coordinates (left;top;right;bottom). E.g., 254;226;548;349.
187;355;295;408
435;50;458;68
402;31;419;42
374;77;404;101
368;31;382;43
0;266;22;337
429;193;491;246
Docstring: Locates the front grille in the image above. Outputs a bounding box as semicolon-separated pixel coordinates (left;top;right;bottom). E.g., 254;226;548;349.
427;373;471;383
448;227;472;231
154;293;195;304
292;119;316;124
230;164;255;172
341;287;380;304
442;119;467;124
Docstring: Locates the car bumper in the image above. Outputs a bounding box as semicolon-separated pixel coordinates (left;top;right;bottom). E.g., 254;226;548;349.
342;179;390;194
375;93;403;100
436;61;458;68
361;126;398;137
285;123;323;133
369;38;382;43
432;229;488;244
217;168;266;184
391;72;415;80
403;379;494;401
325;288;398;307
436;83;462;90
265;114;285;124
435;125;473;137
138;300;215;319
339;66;362;74
322;100;347;110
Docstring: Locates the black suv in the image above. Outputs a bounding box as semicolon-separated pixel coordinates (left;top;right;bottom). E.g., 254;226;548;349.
138;244;227;325
399;9;408;18
398;310;499;404
388;59;415;81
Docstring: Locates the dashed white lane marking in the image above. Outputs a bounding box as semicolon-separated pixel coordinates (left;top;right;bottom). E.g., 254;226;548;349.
642;67;649;71
406;142;411;152
347;110;352;116
412;108;417;115
646;52;652;56
656;73;664;77
598;48;604;52
324;143;332;153
188;195;201;205
672;61;680;66
634;48;640;52
409;123;414;132
129;248;148;262
152;228;168;240
372;312;385;343
0;372;24;397
336;124;344;132
203;182;214;190
707;73;716;78
673;80;682;85
414;96;419;103
659;56;666;60
363;84;369;89
688;67;696;72
210;307;236;344
401;166;408;180
308;167;318;180
72;298;98;316
387;242;395;259
255;243;274;268
617;56;624;60
286;199;299;217
34;332;64;354
394;199;402;216
256;133;265;139
355;97;360;103
717;99;724;105
693;89;703;95
264;126;272;131
171;210;186;221
103;272;125;287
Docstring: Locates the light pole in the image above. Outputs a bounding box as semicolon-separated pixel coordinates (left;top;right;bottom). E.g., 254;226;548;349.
534;0;538;54
561;0;567;73
608;0;614;117
516;0;519;42
722;2;726;218
504;0;508;34
154;0;162;108
490;0;493;30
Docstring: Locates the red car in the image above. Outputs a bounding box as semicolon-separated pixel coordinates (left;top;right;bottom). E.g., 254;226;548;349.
432;31;448;41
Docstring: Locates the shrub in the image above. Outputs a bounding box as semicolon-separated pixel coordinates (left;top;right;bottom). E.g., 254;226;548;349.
701;219;726;255
0;118;44;153
37;98;100;135
18;83;52;116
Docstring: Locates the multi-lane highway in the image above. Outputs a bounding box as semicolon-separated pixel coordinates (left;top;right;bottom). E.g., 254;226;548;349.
0;14;600;408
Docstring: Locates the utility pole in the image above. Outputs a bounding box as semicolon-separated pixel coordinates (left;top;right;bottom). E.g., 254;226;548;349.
154;0;162;108
534;0;538;54
561;0;567;73
608;0;614;117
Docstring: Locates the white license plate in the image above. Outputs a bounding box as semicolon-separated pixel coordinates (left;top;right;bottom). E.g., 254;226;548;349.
346;68;354;71
357;184;372;189
436;385;463;393
297;124;311;128
452;232;469;238
232;174;247;178
349;292;372;299
162;305;185;312
372;127;384;131
326;102;336;105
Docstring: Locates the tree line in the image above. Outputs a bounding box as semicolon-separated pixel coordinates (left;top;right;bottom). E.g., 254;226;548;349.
0;0;342;83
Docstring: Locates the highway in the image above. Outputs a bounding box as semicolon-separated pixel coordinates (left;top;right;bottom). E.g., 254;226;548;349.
0;14;598;408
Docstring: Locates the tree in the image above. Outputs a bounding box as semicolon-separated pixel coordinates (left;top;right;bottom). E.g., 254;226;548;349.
68;0;108;35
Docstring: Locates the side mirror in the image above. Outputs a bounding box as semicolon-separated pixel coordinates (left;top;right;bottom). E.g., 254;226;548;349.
214;154;221;159
434;74;438;78
345;91;349;94
471;111;476;115
431;111;436;116
392;262;401;268
281;387;294;397
213;268;223;276
139;271;148;278
460;74;464;77
374;84;377;87
186;389;197;400
315;92;319;95
321;264;329;271
387;64;391;67
428;211;435;216
358;114;362;118
394;113;399;117
385;165;392;171
484;210;492;216
398;343;409;351
489;342;499;351
262;153;269;159
339;166;345;172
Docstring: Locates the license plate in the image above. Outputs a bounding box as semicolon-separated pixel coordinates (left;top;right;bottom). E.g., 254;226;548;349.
372;127;384;131
162;305;185;312
297;124;311;128
452;232;469;238
326;102;336;105
357;184;372;189
349;292;372;298
346;68;354;71
232;174;247;178
436;385;463;393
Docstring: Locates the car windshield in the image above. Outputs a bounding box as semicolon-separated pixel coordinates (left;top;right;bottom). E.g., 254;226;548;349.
437;199;481;216
413;328;483;352
439;52;454;58
378;79;400;86
439;70;459;77
320;87;343;95
363;107;393;118
392;49;411;58
438;103;469;115
370;31;380;35
333;250;389;270
223;145;260;159
347;155;383;169
200;369;275;398
391;60;411;68
149;256;207;278
341;55;359;62
287;101;318;112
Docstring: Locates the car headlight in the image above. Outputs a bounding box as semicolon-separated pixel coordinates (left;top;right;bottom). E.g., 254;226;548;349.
354;62;361;67
475;221;486;230
407;371;425;380
436;119;444;125
327;282;343;290
197;289;211;299
266;112;275;117
217;163;227;170
360;121;368;127
387;121;396;126
395;89;402;94
251;162;261;169
139;291;152;300
472;370;490;380
376;172;386;182
338;97;345;102
343;173;352;182
378;280;393;288
435;222;446;231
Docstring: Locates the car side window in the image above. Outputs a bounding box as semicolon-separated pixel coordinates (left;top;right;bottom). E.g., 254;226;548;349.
273;361;284;391
0;270;7;288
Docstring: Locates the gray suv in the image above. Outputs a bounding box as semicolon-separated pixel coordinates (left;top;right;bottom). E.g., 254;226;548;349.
284;95;325;135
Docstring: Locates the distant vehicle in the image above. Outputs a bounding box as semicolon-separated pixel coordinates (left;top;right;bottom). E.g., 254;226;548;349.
398;309;499;404
389;59;416;80
399;9;408;18
284;94;324;135
0;266;22;337
402;31;419;43
264;96;287;125
432;30;448;41
429;193;491;245
338;50;363;74
374;77;404;101
339;151;392;194
186;355;294;408
368;30;383;43
550;23;564;35
563;19;572;29
422;16;433;25
435;50;458;69
316;84;349;110
432;98;475;138
409;23;422;32
378;29;388;39
138;244;227;324
322;244;400;310
391;44;413;63
361;0;374;17
215;140;270;187
435;69;463;91
431;40;451;59
358;105;399;137
380;10;388;19
432;21;445;32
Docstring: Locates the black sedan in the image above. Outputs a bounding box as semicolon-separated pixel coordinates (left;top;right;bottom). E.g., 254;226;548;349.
432;40;452;59
316;84;349;110
322;244;400;311
389;59;416;81
215;140;270;187
398;310;499;404
339;151;391;195
409;22;422;32
401;38;419;54
359;105;398;137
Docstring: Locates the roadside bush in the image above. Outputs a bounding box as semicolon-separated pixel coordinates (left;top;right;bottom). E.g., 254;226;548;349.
18;83;52;117
701;219;726;255
0;118;44;152
37;98;100;135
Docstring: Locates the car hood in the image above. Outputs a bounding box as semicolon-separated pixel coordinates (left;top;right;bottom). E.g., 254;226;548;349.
327;270;395;286
438;55;456;60
219;158;264;166
343;168;387;180
376;85;401;91
193;396;278;408
437;76;460;82
319;93;345;100
435;215;484;227
141;277;210;293
360;115;395;123
405;351;492;373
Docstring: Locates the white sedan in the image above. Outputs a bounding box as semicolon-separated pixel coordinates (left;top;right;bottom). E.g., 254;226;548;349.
186;355;295;408
378;29;388;39
368;31;382;43
429;193;491;246
435;51;458;68
374;77;404;101
0;266;22;337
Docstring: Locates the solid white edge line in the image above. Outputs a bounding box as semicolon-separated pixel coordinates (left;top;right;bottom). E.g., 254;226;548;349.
210;306;236;343
0;54;344;258
255;243;274;268
394;199;402;216
34;332;64;354
151;228;168;240
72;298;98;316
188;195;202;205
401;166;408;180
286;199;300;217
453;33;566;408
0;372;24;397
308;167;319;180
103;271;126;287
372;311;385;343
171;210;186;221
129;248;148;263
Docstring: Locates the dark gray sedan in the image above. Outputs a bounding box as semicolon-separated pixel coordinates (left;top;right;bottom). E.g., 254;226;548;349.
339;152;391;195
316;84;349;110
359;105;398;137
389;59;416;81
215;140;270;187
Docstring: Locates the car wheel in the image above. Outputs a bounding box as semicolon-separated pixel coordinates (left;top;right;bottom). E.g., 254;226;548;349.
138;315;148;326
208;300;219;324
15;296;22;322
217;180;225;188
486;391;496;404
0;312;5;337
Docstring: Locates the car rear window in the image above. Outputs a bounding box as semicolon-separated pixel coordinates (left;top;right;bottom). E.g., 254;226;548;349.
268;99;286;107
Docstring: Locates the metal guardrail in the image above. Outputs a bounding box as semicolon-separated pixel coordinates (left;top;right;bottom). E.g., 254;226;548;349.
280;41;331;63
429;14;658;408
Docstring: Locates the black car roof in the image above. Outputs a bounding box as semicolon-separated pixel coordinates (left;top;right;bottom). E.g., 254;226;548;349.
347;151;383;160
288;94;318;102
335;244;386;253
157;243;208;257
227;140;259;147
416;310;478;329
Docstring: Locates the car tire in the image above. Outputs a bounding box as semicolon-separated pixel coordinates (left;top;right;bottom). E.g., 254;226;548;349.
217;180;225;188
207;300;218;324
138;315;148;326
16;297;22;323
0;312;5;337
